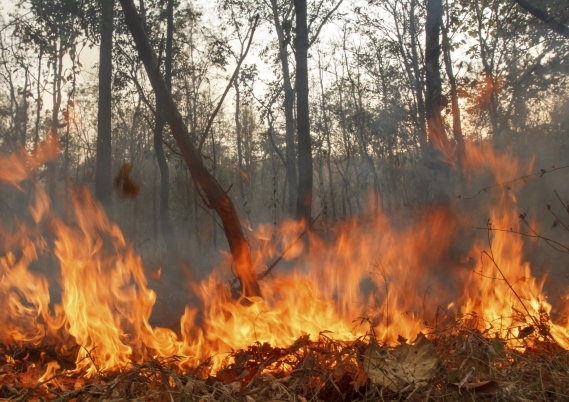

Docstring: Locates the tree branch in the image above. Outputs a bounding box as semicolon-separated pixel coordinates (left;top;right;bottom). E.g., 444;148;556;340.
308;0;344;48
511;0;569;39
460;165;569;200
197;15;260;153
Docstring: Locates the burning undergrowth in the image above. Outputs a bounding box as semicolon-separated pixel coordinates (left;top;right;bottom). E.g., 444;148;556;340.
1;317;569;401
0;135;569;400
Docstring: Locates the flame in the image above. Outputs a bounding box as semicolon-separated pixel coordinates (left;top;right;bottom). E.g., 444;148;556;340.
0;135;567;380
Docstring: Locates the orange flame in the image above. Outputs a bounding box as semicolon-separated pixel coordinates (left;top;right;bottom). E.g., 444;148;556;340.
0;135;567;380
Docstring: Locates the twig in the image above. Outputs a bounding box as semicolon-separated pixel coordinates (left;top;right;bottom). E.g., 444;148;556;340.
161;138;183;157
460;165;569;200
196;201;224;231
197;15;260;153
473;225;569;254
14;374;59;401
228;213;321;291
554;190;569;215
546;204;569;232
481;222;549;339
96;371;138;402
257;213;322;281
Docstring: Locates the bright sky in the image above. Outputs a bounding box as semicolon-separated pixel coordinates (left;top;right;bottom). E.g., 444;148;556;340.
0;0;354;128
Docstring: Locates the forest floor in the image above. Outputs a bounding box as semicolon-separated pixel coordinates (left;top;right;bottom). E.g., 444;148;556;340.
1;310;568;402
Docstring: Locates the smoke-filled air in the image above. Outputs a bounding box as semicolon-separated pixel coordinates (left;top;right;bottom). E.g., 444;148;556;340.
0;0;569;400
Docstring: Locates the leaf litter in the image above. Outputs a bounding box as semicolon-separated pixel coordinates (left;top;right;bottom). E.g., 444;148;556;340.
1;305;569;401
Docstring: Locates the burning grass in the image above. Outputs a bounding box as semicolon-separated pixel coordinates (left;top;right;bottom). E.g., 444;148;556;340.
1;311;568;401
1;138;569;400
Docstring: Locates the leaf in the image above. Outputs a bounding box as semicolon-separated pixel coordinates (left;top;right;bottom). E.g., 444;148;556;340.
363;333;438;392
491;338;505;354
351;367;368;390
517;325;535;339
448;380;501;395
113;162;140;198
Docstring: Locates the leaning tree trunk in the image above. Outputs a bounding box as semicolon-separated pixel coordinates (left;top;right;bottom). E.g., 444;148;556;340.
119;0;262;299
294;0;313;224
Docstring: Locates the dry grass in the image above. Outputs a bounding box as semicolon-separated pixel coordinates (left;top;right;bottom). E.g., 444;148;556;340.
1;310;569;401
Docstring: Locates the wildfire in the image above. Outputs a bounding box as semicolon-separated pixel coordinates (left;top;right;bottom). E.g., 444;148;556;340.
0;135;567;382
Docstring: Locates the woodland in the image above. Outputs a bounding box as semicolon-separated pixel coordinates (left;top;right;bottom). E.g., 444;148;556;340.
0;0;567;279
1;0;569;400
0;0;566;318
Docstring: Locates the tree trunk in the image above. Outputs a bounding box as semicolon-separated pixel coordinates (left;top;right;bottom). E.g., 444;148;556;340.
119;0;262;299
234;79;245;198
317;53;336;222
49;40;64;204
441;15;465;163
153;0;178;256
95;0;114;208
34;47;43;142
473;1;500;142
294;0;313;224
425;0;451;204
409;0;428;155
268;0;298;217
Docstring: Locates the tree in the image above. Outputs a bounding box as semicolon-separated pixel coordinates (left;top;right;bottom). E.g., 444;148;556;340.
153;0;179;256
511;0;569;39
118;0;262;299
441;0;465;164
95;0;114;207
424;0;451;203
293;0;313;223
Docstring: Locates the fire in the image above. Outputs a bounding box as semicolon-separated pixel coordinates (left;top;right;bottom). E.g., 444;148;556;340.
0;135;567;380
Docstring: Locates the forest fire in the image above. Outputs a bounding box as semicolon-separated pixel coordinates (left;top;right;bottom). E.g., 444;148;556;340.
1;136;569;400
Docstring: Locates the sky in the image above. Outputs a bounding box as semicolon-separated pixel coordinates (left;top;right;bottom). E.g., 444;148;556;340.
0;0;360;134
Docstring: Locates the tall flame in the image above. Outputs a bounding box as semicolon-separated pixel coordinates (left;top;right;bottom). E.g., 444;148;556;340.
0;136;567;379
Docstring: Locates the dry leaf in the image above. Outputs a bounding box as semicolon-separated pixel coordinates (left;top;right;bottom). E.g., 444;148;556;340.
351;367;369;390
448;380;501;395
113;162;140;198
458;367;475;388
517;325;535;339
363;333;438;392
